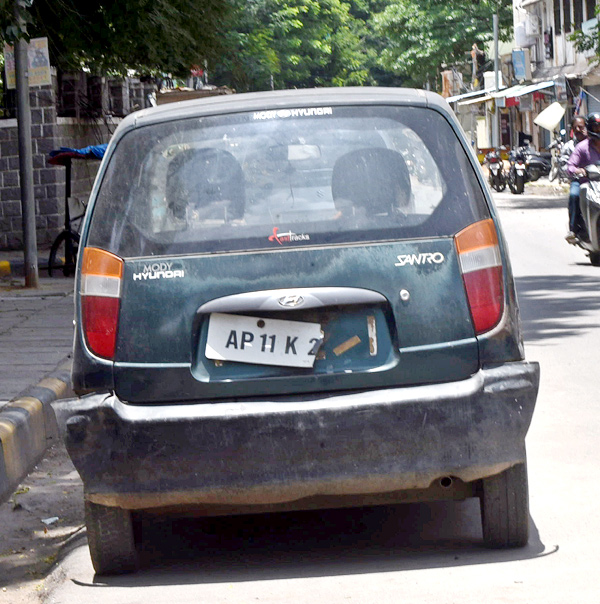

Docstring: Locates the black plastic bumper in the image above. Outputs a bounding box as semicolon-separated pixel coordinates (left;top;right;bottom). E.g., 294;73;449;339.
65;361;539;511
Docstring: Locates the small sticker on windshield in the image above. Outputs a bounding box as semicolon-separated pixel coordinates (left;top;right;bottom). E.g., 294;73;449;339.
268;227;311;245
253;107;333;120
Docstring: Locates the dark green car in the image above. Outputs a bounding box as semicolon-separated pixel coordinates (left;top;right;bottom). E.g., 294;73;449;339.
66;88;539;575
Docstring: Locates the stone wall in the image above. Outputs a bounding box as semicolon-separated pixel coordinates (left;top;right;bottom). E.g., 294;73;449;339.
0;80;63;250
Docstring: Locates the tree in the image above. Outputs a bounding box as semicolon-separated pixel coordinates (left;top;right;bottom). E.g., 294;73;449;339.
1;0;232;76
371;0;512;89
214;0;374;91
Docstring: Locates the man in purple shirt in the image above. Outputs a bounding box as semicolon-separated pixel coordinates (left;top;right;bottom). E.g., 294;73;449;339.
566;112;600;243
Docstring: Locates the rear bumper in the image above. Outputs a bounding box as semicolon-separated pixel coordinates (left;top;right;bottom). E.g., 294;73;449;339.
65;361;539;512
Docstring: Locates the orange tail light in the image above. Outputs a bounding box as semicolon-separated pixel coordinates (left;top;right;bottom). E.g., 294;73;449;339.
455;219;504;334
80;247;123;359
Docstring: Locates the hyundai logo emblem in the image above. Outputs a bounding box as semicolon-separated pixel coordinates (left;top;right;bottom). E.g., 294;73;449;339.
278;294;304;308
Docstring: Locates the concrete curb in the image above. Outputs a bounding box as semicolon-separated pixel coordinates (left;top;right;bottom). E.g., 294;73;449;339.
0;358;72;504
0;256;50;278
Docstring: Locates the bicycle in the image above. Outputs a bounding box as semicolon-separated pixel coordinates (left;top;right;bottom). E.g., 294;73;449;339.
47;156;86;277
47;200;85;277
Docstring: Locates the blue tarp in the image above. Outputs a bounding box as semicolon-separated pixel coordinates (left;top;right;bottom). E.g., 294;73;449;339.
48;144;107;165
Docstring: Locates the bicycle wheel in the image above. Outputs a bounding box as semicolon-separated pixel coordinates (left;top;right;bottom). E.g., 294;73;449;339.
48;230;80;277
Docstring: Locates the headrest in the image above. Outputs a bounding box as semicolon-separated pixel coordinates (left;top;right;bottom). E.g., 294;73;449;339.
332;148;411;214
167;148;245;220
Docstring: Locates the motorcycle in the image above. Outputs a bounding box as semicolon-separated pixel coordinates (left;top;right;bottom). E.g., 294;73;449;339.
573;164;600;266
523;147;552;182
483;149;506;192
507;147;528;194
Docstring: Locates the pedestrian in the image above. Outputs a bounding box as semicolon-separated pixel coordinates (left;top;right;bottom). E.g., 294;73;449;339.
565;114;600;243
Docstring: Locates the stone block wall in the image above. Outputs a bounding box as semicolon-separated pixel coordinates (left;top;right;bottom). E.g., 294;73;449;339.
0;75;122;250
0;81;62;250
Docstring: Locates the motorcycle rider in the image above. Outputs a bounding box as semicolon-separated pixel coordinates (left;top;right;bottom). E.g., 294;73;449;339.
562;116;587;243
566;113;600;243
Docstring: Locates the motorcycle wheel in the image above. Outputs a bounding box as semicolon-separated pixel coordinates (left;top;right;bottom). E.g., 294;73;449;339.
515;174;525;194
494;176;506;192
528;167;540;182
549;164;558;182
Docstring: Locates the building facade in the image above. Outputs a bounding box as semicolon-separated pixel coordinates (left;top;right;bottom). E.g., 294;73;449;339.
447;0;599;155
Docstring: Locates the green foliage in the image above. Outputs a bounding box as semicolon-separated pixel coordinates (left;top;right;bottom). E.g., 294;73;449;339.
372;0;513;89
215;0;374;91
1;0;511;91
1;0;232;76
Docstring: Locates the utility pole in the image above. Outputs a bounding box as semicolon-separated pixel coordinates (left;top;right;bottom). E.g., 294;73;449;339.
492;13;500;149
14;0;39;288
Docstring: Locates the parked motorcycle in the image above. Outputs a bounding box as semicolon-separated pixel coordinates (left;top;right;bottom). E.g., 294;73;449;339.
515;140;550;182
524;148;552;181
573;164;600;266
483;149;506;192
507;147;528;194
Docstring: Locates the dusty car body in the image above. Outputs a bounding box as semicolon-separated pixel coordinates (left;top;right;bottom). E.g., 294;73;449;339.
64;87;539;574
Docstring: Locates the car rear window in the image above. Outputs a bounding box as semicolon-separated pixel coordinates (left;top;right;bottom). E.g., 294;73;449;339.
87;105;489;257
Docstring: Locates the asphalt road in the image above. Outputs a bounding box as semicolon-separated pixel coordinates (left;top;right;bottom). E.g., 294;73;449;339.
12;186;600;603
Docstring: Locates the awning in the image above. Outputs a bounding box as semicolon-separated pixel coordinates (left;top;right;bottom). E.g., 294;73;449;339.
458;95;493;106
491;80;555;99
446;87;499;104
532;65;584;81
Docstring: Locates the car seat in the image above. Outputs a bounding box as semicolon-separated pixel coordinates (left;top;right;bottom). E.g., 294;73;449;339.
167;147;245;222
331;148;412;216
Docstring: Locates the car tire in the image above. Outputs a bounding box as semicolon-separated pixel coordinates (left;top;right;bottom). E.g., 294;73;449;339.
589;251;600;266
480;462;529;548
85;500;138;575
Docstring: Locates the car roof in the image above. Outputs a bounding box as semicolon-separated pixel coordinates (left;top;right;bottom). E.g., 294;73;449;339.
112;87;453;137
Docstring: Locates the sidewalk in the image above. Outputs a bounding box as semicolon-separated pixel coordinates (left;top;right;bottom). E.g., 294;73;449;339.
0;253;75;503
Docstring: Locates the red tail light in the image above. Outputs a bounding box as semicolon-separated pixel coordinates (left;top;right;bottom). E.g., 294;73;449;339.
80;247;123;359
455;219;504;334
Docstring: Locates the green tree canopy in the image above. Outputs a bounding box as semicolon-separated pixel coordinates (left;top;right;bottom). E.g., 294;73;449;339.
372;0;512;89
1;0;232;76
215;0;375;91
2;0;512;91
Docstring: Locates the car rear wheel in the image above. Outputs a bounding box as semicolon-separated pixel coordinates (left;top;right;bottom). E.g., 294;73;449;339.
85;500;138;575
480;462;529;548
589;251;600;266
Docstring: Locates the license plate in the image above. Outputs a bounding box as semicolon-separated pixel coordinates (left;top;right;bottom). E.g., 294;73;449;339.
205;313;323;368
